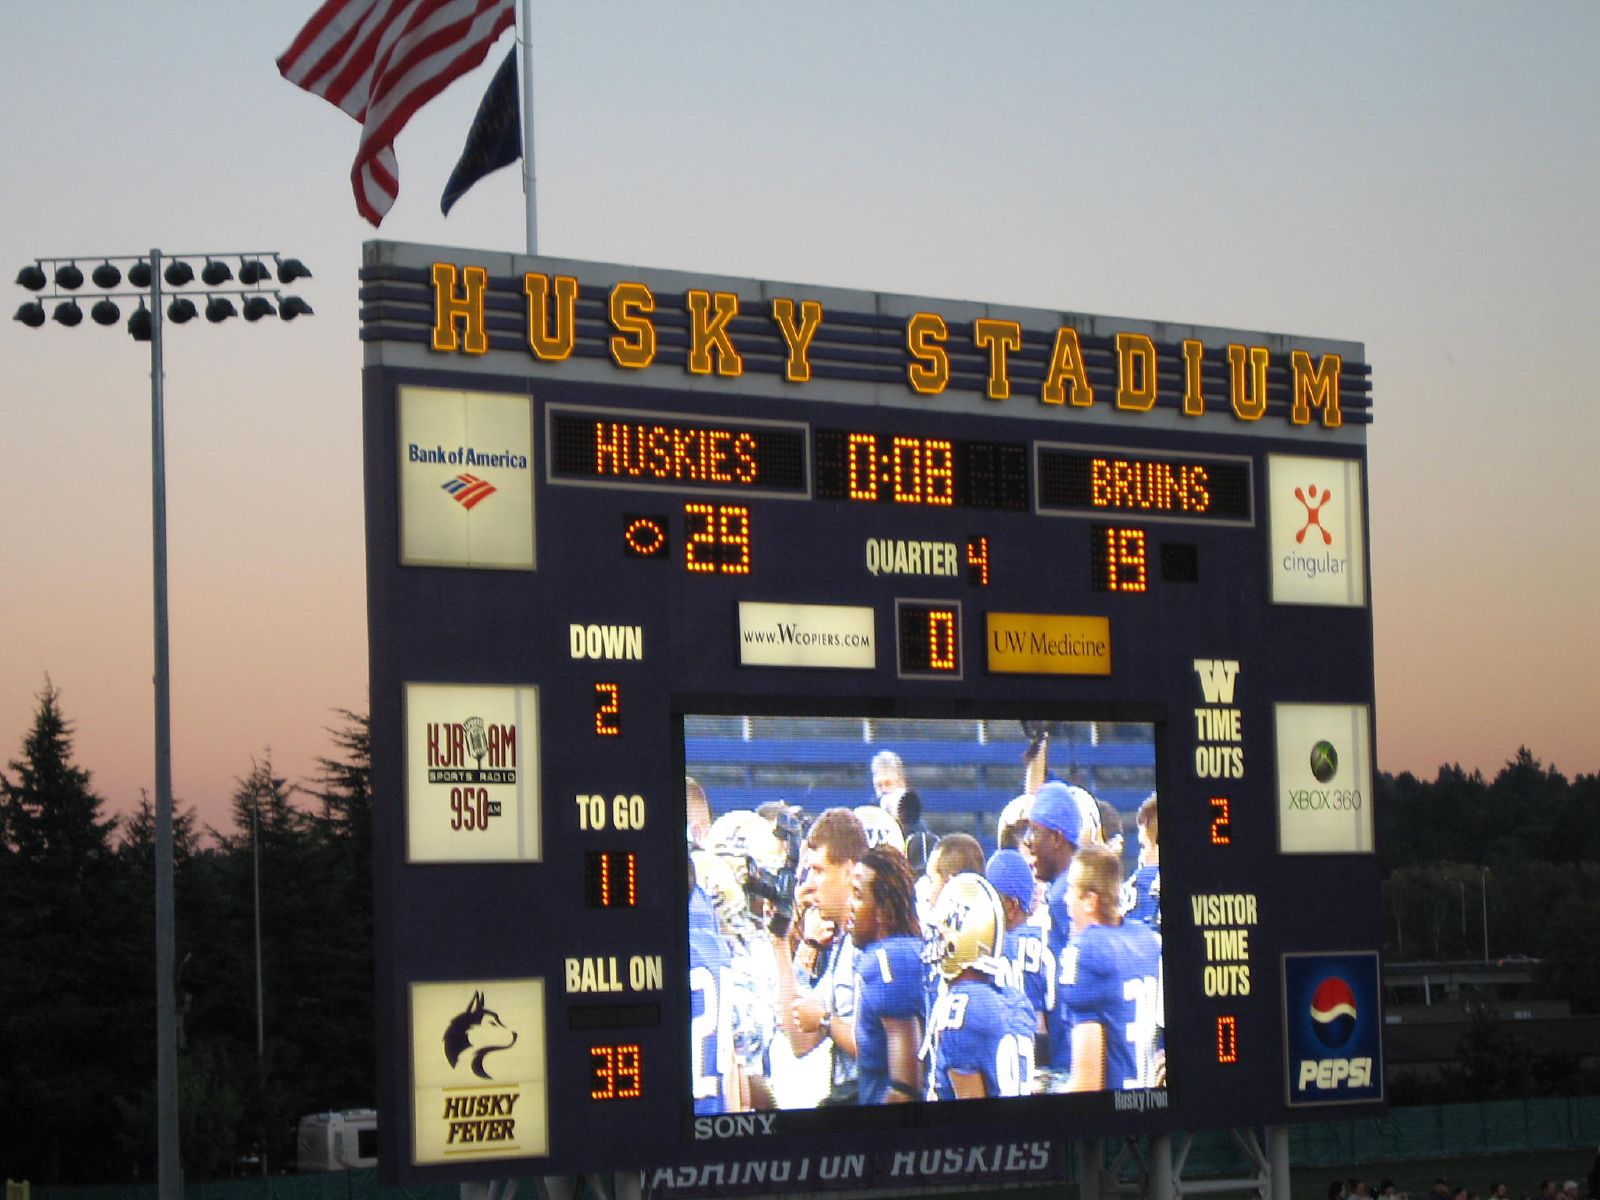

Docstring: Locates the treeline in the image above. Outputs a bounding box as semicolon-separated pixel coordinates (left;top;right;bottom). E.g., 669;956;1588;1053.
1378;749;1600;1010
1378;750;1600;1101
0;683;373;1183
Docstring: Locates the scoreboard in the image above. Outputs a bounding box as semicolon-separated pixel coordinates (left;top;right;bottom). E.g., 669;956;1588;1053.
362;240;1382;1188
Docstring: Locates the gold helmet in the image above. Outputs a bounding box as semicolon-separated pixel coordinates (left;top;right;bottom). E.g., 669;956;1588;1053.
927;871;1007;982
853;805;907;855
690;848;746;934
706;810;787;880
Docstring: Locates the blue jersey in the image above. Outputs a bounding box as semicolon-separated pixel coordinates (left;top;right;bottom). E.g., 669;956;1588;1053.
1043;872;1073;958
1060;921;1163;1090
1123;863;1161;929
854;935;925;1104
929;975;1037;1099
1041;872;1074;1069
689;886;736;1113
1003;923;1055;1023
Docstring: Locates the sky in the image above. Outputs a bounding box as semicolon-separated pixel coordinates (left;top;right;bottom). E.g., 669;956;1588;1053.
2;2;1596;835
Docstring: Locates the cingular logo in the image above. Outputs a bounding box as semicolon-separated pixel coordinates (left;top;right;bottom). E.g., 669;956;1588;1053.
1309;740;1338;783
1294;484;1333;545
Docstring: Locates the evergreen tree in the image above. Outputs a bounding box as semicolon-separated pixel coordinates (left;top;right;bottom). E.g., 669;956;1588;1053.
299;711;376;1113
0;681;135;1182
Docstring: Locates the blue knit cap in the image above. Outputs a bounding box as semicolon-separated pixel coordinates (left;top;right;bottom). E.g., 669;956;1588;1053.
985;848;1035;906
1029;780;1098;846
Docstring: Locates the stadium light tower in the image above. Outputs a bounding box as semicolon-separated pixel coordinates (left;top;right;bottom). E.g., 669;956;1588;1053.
14;249;313;1199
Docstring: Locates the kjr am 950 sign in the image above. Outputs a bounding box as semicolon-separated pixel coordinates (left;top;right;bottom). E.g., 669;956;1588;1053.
363;241;1382;1188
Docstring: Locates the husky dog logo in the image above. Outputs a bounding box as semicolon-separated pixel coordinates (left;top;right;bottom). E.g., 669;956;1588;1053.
443;991;518;1079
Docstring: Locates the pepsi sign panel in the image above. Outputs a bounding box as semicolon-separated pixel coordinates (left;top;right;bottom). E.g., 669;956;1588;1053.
361;241;1384;1186
1281;952;1383;1106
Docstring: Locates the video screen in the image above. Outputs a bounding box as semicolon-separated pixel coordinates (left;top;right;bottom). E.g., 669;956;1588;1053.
683;712;1164;1114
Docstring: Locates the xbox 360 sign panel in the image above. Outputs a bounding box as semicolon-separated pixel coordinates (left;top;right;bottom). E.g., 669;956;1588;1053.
361;239;1382;1189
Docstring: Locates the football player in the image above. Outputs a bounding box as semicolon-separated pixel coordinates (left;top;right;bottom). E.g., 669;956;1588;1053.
689;852;739;1113
985;848;1055;1032
1123;793;1161;929
690;846;779;1109
925;872;1037;1099
849;843;926;1104
1058;842;1163;1092
780;808;868;1103
1023;779;1101;1072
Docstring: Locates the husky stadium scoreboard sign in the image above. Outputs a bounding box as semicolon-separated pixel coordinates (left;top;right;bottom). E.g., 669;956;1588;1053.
363;240;1383;1188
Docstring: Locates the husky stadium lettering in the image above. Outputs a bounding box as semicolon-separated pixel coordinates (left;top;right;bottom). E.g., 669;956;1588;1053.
364;241;1382;1187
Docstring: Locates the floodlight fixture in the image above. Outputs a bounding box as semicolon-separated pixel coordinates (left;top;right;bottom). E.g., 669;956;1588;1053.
55;263;84;290
163;260;195;287
91;299;122;326
167;297;198;324
53;299;83;327
275;257;312;284
201;259;232;287
14;300;46;327
278;295;314;320
93;262;123;289
17;264;47;290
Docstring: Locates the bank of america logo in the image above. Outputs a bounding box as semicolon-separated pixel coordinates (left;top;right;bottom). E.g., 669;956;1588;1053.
442;474;496;510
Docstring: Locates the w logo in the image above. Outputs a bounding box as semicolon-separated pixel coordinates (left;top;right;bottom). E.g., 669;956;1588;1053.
442;473;496;510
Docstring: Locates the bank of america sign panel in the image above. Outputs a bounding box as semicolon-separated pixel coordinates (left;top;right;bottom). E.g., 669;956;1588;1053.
400;386;535;570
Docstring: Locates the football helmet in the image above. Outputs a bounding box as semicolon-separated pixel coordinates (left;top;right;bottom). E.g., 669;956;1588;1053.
691;848;747;935
926;871;1007;981
854;804;907;855
997;792;1034;848
706;810;787;880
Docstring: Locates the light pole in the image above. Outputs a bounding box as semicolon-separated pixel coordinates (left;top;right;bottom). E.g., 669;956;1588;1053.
1481;865;1490;961
14;250;312;1200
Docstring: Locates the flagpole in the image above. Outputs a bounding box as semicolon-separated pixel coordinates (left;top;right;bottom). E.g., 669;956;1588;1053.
519;0;538;254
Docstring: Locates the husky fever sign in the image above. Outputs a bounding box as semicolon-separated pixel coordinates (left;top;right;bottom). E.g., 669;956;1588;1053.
364;240;1382;1186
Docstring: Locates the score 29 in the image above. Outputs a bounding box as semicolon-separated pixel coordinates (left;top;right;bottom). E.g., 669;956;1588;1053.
624;506;750;575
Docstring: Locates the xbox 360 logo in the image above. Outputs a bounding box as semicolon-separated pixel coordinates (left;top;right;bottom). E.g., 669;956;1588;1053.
1309;740;1339;783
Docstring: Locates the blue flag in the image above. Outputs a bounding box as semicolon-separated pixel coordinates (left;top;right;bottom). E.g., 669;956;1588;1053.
441;45;521;216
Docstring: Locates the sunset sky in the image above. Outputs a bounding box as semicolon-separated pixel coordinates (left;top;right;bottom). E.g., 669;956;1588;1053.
3;3;1596;834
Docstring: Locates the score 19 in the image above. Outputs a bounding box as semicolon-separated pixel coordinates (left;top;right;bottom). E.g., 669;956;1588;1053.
1091;525;1148;593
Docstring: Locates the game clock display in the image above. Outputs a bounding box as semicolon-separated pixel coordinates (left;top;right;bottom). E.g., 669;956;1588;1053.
365;241;1379;1185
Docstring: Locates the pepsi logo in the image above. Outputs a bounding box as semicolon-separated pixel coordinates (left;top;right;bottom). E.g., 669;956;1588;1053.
1309;976;1358;1048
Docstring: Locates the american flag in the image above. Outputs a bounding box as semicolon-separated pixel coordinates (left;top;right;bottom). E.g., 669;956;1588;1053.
278;0;515;226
